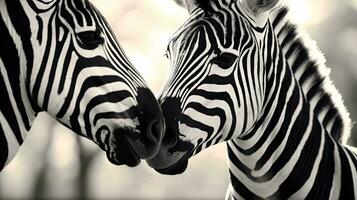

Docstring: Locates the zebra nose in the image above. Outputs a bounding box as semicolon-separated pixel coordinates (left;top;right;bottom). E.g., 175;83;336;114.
160;98;181;148
135;88;165;158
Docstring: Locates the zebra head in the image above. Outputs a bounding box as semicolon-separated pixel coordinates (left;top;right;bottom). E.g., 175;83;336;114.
0;0;165;168
147;0;280;173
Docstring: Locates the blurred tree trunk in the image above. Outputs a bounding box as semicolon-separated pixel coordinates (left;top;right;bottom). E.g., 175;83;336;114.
29;115;101;199
31;125;54;199
76;137;100;199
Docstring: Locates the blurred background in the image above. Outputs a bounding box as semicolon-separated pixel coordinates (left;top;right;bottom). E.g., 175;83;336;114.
1;0;357;199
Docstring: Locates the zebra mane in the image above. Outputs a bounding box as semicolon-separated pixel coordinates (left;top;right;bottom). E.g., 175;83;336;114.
173;0;185;6
270;6;352;144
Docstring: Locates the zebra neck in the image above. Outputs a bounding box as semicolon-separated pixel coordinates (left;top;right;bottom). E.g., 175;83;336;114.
4;0;59;113
0;1;38;170
0;0;38;122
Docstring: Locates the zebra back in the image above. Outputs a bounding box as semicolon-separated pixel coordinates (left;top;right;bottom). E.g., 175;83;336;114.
270;6;352;144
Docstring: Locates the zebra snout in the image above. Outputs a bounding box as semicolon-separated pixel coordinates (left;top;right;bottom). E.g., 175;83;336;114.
131;118;165;159
134;88;166;159
160;97;182;148
145;97;194;174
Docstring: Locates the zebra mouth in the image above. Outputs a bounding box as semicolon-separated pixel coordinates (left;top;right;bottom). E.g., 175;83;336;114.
154;152;190;175
146;138;194;175
106;129;141;167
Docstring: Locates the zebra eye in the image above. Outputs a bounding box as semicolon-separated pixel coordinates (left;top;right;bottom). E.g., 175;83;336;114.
76;30;104;49
211;52;238;69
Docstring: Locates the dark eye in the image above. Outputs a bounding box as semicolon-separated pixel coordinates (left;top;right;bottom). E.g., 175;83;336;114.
76;30;104;49
211;52;238;69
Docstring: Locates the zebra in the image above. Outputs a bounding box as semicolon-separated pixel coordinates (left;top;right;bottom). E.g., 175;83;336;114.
0;0;168;172
147;0;357;199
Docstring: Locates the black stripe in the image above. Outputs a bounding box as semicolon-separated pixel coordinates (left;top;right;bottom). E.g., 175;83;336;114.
56;58;115;118
5;0;39;115
82;90;133;139
43;25;66;110
276;118;326;199
336;143;355;199
0;124;9;171
59;1;75;29
186;101;226;143
67;75;125;133
36;15;43;44
303;133;334;200
93;107;138;126
58;29;72;94
0;74;23;144
298;62;317;89
180;112;214;139
73;0;92;27
272;7;288;28
68;0;83;27
32;12;55;109
227;146;265;200
255;86;306;176
239;55;287;153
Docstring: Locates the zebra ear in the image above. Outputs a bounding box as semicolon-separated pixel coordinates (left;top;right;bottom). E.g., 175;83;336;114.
174;0;199;14
28;0;58;13
242;0;279;16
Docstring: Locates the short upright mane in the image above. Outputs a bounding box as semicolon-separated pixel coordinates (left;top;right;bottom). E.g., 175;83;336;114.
270;6;352;144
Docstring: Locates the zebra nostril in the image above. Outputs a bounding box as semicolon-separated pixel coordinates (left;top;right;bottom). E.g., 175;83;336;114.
146;120;163;144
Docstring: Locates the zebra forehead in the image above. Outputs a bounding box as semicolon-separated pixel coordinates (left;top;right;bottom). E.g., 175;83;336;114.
59;0;97;28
